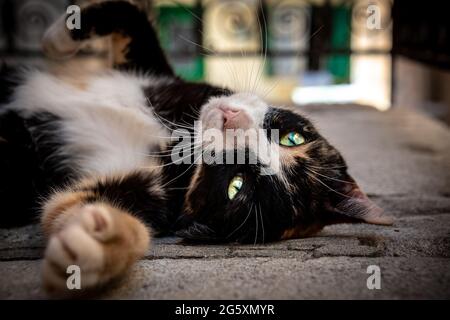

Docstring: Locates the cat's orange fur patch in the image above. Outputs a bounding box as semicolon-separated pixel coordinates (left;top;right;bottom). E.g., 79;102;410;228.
42;191;93;235
183;165;203;215
281;223;323;240
111;34;132;66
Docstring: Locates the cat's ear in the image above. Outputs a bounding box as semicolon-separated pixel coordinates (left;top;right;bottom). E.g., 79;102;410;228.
323;174;393;226
176;222;219;243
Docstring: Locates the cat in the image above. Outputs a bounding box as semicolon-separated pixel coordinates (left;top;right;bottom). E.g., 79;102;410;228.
0;1;392;295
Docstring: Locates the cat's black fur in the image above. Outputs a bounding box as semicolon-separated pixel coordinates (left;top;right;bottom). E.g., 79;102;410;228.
70;0;173;75
0;1;392;241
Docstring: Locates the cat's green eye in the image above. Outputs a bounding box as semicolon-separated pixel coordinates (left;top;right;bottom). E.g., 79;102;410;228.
228;175;243;200
280;132;305;147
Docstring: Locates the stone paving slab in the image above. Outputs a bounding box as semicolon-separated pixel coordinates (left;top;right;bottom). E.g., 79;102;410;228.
1;256;449;299
2;214;449;261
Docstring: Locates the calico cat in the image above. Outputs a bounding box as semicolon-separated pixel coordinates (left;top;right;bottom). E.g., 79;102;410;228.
0;1;392;295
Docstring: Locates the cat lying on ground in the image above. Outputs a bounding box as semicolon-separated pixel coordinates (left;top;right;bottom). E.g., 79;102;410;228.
0;1;392;296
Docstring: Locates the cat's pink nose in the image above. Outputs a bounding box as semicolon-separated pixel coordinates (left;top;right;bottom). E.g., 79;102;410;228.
220;107;251;129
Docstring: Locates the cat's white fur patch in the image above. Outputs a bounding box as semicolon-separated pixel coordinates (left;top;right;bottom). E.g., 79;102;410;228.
198;93;285;179
7;70;169;176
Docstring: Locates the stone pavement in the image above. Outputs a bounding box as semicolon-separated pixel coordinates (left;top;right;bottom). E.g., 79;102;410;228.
1;105;449;299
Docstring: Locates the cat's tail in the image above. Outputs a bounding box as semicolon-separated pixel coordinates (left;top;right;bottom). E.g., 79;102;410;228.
42;1;174;76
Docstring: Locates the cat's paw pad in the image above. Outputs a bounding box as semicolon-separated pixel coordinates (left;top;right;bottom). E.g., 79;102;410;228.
42;205;116;295
75;204;116;242
42;225;104;295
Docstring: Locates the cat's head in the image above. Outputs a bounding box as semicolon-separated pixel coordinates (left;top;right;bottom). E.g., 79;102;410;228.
177;93;393;243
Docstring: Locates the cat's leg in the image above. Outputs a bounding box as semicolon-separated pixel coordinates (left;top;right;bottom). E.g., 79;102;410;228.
40;170;168;296
42;1;173;76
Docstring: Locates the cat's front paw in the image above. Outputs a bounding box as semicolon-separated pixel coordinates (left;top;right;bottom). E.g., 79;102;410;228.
42;15;81;59
42;204;116;296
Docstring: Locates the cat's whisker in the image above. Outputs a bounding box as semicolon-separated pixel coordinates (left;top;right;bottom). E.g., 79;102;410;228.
160;152;204;187
143;146;198;158
178;32;240;92
190;105;201;116
253;2;268;95
166;186;190;191
160;148;206;188
261;81;280;100
155;112;195;130
144;148;201;160
148;104;177;133
253;201;259;246
238;46;249;93
132;140;202;157
306;25;324;52
305;167;356;185
197;28;240;89
168;0;203;24
304;164;347;170
305;171;353;199
180;120;194;128
250;15;259;96
178;35;214;57
260;24;323;100
141;142;204;165
226;203;254;239
244;29;258;95
148;98;196;132
182;111;199;121
258;202;264;244
133;150;171;157
163;140;204;155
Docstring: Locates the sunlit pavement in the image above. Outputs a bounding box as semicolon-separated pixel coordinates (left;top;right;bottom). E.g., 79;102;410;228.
1;105;449;299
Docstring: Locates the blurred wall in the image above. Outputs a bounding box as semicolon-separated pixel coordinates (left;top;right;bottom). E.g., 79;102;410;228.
394;57;450;125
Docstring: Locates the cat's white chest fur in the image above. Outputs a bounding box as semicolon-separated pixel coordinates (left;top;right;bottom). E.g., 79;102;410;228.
8;70;169;176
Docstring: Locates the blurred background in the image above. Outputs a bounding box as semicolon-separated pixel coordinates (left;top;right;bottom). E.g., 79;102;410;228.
1;0;449;124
